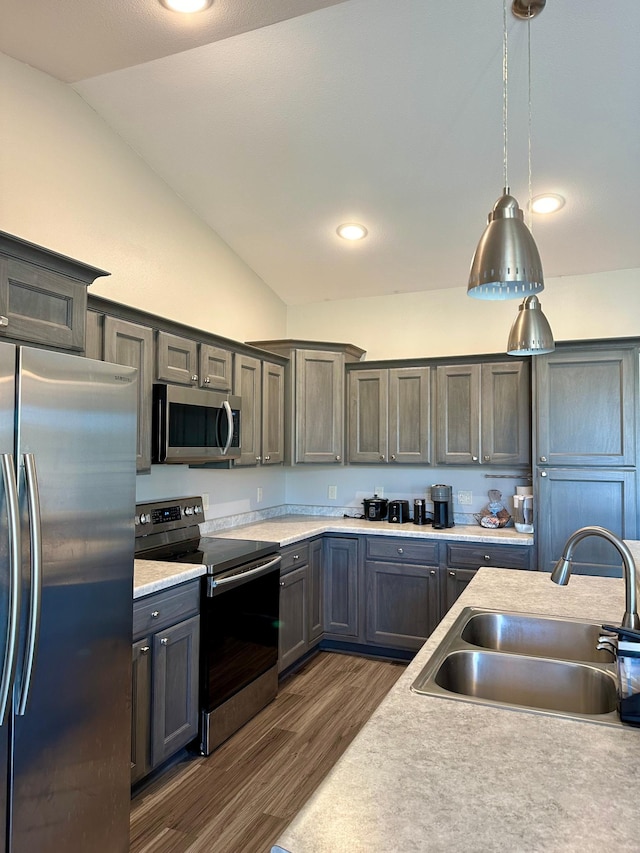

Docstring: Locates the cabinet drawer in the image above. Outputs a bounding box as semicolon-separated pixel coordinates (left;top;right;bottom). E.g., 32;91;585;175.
280;542;310;573
133;581;200;639
366;537;439;565
446;543;532;571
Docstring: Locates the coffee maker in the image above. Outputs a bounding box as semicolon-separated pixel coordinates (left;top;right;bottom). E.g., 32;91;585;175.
431;484;454;529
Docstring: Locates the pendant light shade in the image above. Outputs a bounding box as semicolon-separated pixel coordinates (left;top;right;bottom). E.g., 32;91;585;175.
507;295;555;355
467;190;544;300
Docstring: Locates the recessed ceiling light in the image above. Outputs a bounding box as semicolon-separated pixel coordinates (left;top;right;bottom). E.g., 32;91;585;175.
530;193;566;214
160;0;213;13
336;223;368;241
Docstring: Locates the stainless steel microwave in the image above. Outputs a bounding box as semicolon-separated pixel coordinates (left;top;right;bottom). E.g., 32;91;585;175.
152;384;241;464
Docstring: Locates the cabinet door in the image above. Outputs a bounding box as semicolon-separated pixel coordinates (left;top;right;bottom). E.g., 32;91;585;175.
0;256;87;351
348;369;388;463
442;568;477;618
234;354;262;466
436;364;480;464
278;565;309;672
389;366;431;464
323;537;359;636
481;361;530;465
156;331;199;385
365;562;439;650
131;639;152;786
262;360;285;465
151;615;200;768
535;348;636;466
295;350;344;463
308;538;324;643
199;344;232;391
104;316;153;473
536;467;637;575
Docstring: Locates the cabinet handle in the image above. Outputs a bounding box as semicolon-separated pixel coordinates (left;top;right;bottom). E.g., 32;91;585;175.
483;454;490;462
379;455;385;461
151;610;159;618
449;571;456;577
293;554;299;560
191;374;198;382
540;456;547;463
264;455;271;461
140;646;150;654
397;548;404;554
483;555;491;561
335;455;341;462
0;316;7;327
540;471;547;477
256;455;262;462
472;456;479;462
160;637;169;645
279;581;285;587
430;570;436;576
390;454;396;461
203;377;210;384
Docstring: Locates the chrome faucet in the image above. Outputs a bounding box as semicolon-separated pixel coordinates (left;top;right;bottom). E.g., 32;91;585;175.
551;526;640;629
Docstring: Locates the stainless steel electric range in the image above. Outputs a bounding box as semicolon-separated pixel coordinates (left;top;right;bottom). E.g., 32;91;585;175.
135;496;281;755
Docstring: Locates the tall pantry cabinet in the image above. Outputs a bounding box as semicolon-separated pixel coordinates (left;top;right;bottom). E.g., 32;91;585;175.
533;343;638;575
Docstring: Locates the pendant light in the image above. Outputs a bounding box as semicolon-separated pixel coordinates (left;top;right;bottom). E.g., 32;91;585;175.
506;1;555;355
467;0;544;300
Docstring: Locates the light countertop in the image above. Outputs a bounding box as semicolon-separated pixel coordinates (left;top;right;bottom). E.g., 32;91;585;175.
134;515;532;598
203;515;533;548
272;567;640;853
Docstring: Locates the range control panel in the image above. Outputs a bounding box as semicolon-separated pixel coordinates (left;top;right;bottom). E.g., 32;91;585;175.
135;496;203;531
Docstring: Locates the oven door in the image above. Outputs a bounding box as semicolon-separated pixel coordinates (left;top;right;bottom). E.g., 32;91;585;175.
152;383;241;464
200;555;281;713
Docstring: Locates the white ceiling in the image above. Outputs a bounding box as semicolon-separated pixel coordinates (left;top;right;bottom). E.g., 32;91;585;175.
2;0;639;306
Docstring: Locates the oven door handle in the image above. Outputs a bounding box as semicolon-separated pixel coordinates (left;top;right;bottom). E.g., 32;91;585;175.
207;554;281;596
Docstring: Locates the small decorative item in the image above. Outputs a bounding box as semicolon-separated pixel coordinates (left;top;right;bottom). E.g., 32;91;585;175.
474;489;512;529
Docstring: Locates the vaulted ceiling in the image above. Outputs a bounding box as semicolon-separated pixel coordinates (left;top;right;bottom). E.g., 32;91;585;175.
2;0;638;305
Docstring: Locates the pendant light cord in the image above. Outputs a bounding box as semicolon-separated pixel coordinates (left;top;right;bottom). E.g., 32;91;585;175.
502;0;509;192
527;8;533;230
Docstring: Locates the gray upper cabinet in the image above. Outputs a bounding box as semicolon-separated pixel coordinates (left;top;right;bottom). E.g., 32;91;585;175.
348;366;431;464
246;340;366;465
234;354;284;466
199;343;232;391
436;360;530;466
0;231;108;352
156;331;199;385
534;346;636;467
104;317;154;473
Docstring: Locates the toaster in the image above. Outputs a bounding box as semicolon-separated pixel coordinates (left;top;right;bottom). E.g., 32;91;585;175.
388;500;410;523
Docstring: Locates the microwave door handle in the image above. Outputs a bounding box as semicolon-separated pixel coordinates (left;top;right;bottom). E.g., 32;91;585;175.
0;454;21;725
16;453;42;716
221;400;233;456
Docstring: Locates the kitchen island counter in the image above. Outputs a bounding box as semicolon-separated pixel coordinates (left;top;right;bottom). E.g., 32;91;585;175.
204;515;533;548
272;567;640;853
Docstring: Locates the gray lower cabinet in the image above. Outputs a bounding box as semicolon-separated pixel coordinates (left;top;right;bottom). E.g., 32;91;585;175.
442;568;478;617
323;536;359;637
132;581;200;785
278;540;323;672
0;230;107;352
365;538;440;650
234;354;284;466
436;360;530;466
347;366;431;464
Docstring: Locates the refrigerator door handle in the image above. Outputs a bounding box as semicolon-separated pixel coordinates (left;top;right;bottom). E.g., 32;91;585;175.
0;453;21;724
16;453;42;716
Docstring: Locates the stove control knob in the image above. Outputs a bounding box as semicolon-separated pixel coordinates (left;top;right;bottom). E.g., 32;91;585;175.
194;505;202;514
135;514;140;526
184;506;194;516
139;513;151;525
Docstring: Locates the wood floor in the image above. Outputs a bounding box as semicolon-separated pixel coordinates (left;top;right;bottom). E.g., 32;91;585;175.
130;652;405;853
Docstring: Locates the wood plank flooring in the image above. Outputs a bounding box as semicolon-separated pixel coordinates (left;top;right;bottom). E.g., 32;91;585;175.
130;652;406;853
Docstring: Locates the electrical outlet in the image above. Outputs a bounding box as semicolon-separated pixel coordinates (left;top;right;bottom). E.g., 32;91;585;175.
257;487;263;503
328;485;337;500
202;493;209;510
374;486;384;498
457;490;473;505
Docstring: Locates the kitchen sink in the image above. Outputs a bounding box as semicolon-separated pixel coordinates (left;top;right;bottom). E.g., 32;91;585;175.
460;611;614;663
411;607;621;726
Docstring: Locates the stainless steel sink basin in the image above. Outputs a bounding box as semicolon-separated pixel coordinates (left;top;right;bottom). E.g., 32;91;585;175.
411;607;621;726
460;611;614;663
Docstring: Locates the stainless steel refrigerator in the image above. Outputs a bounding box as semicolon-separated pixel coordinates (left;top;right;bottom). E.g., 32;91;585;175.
0;341;137;852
